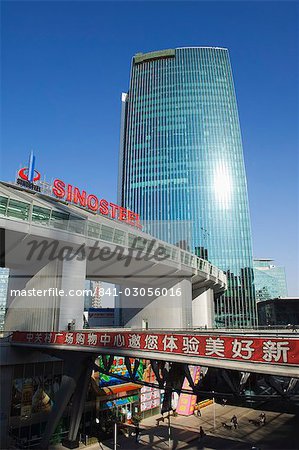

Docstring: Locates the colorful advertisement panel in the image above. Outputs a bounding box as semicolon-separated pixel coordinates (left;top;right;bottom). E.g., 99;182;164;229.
176;366;200;416
98;356;144;386
140;385;160;412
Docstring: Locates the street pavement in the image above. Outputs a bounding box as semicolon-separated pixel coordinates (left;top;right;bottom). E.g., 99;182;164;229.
52;403;299;450
100;403;299;450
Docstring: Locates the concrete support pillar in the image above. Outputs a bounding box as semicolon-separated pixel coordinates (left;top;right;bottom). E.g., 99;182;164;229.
66;364;93;445
40;373;77;449
5;260;61;331
119;279;193;329
58;251;86;331
4;253;86;332
192;288;214;328
40;354;94;449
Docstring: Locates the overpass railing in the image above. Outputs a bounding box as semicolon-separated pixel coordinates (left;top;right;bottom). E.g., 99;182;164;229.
77;325;298;336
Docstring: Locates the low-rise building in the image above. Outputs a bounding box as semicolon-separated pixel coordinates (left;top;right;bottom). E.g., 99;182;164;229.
257;297;299;326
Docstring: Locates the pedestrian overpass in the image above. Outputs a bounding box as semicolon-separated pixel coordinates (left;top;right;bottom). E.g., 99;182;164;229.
8;329;299;449
11;329;299;377
0;181;226;332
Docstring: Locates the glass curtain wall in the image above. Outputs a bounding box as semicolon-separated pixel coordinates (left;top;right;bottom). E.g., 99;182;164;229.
119;47;256;327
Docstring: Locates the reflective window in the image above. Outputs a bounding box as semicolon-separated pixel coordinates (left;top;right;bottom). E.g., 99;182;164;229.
32;205;51;225
113;229;125;245
50;210;69;230
7;199;30;221
68;217;85;235
88;222;101;238
0;196;8;216
128;235;147;250
100;225;114;242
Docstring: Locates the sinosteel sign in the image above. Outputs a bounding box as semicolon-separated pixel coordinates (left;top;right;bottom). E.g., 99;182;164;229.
15;152;142;229
52;178;142;228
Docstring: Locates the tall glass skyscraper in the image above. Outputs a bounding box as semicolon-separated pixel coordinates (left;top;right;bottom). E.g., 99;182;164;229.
119;47;256;327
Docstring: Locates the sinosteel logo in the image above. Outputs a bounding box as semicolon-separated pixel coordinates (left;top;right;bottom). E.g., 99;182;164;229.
18;151;40;182
18;167;41;182
16;151;41;192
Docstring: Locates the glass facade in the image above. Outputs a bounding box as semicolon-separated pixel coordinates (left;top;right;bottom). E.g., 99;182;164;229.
253;259;288;301
119;47;256;327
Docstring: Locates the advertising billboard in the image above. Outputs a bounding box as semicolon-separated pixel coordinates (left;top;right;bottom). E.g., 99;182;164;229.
98;356;144;387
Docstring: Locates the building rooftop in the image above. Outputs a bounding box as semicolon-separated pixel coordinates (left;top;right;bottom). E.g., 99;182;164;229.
254;258;274;262
134;47;229;64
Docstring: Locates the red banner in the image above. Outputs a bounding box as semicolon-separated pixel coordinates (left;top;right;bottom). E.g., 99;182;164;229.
11;331;299;365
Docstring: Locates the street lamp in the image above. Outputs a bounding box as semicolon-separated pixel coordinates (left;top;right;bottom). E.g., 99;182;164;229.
113;422;117;450
212;392;216;430
167;412;171;448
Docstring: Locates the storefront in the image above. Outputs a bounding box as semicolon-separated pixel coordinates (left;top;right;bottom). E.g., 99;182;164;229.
8;359;69;449
97;383;141;424
93;357;162;421
140;385;161;419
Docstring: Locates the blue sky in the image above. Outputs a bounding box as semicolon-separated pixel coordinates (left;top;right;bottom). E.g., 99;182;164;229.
1;1;298;295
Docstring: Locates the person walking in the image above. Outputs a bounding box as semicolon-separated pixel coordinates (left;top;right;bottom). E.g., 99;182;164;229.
259;412;266;426
231;415;238;429
135;424;140;443
196;405;201;417
199;426;205;439
194;403;201;417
